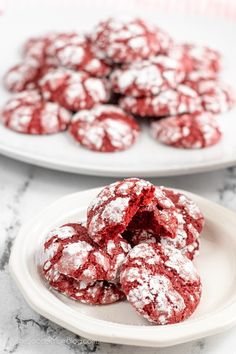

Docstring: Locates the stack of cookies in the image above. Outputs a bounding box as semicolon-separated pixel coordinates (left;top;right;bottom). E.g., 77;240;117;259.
40;178;204;325
1;17;235;151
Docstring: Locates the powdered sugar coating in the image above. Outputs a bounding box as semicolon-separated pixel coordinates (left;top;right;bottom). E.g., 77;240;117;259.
120;84;201;117
161;187;204;258
151;112;222;149
103;234;131;281
168;43;221;74
91;17;172;64
23;35;53;64
1;90;71;134
40;222;126;304
120;243;202;324
111;55;185;97
39;68;110;111
50;33;111;77
45;272;125;305
4;59;42;92
45;225;78;241
69;104;139;152
23;32;78;65
41;223;112;283
192;80;235;114
87;178;156;244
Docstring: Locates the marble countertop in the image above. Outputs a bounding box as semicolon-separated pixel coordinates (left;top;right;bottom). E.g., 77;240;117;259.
1;154;236;354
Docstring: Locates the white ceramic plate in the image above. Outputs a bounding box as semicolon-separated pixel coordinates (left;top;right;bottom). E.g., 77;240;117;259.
9;186;236;347
1;0;236;177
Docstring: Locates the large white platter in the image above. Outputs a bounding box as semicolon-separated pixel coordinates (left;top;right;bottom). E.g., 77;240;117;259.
1;0;236;177
9;186;236;347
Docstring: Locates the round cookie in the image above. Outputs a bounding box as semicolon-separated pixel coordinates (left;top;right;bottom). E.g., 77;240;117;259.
91;17;172;64
87;178;156;244
41;222;131;282
41;223;112;282
194;80;235;114
124;187;205;259
120;84;201;117
120;243;202;324
111;55;185;97
4;59;41;92
23;32;77;66
69;105;140;152
151;112;222;149
40;222;126;304
1;90;71;134
168;43;221;74
39;68;110;111
4;59;55;93
48;33;111;77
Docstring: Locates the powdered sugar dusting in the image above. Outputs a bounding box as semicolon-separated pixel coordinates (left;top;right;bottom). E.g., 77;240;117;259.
46;225;75;241
40;68;110;111
164;246;199;282
152;112;221;149
91;17;172;63
120;84;201;117
111;55;184;97
70;105;139;152
120;242;201;324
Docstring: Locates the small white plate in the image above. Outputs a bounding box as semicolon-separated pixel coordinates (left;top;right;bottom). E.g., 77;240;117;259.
1;0;236;177
9;186;236;347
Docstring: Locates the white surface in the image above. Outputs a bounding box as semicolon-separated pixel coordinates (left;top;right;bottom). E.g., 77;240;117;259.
0;0;236;176
9;186;236;347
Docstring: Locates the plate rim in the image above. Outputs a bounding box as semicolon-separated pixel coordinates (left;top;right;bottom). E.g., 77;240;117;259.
1;141;236;177
9;187;236;347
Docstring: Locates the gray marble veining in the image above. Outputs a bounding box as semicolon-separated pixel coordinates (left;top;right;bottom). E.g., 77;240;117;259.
0;154;236;354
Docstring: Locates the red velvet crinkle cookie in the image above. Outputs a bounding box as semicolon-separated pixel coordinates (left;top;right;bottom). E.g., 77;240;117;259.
111;56;185;97
23;32;111;77
192;80;235;114
87;178;156;244
39;68;110;111
4;59;41;92
1;90;71;134
151;112;222;149
23;32;76;65
41;223;112;282
4;59;55;93
120;243;202;324
40;222;126;304
124;187;205;259
41;222;131;282
23;34;57;66
120;85;201;117
69;105;140;152
91;17;172;64
49;34;111;77
168;43;221;74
